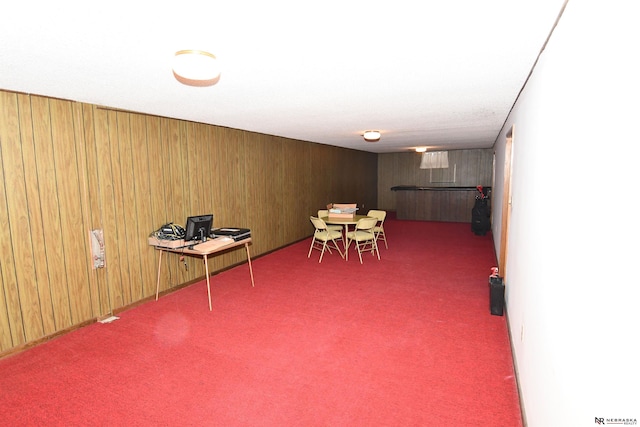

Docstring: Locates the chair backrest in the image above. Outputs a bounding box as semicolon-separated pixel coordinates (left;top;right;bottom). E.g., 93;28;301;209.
310;216;328;231
317;209;329;218
367;210;386;223
355;217;378;231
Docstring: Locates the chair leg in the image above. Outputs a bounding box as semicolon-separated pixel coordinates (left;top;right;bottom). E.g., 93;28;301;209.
331;238;345;259
373;239;381;260
374;228;388;249
380;229;388;249
359;238;380;262
318;241;328;263
308;237;315;258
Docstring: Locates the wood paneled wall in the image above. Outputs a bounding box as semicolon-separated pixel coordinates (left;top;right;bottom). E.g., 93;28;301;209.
377;149;493;211
0;90;377;354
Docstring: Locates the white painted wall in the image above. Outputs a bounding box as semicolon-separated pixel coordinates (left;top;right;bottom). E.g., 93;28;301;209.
493;1;639;425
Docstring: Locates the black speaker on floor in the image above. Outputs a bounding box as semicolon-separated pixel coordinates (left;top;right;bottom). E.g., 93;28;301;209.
489;276;505;316
471;198;491;235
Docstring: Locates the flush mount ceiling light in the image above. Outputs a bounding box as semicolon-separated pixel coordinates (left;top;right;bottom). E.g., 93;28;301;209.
172;50;221;87
363;130;381;142
415;147;427;153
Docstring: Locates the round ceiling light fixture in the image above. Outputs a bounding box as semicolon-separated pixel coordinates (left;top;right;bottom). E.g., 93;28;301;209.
363;130;381;142
415;147;427;153
172;50;221;87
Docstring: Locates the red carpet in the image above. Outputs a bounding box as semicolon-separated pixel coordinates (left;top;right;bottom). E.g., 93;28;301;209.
0;219;521;426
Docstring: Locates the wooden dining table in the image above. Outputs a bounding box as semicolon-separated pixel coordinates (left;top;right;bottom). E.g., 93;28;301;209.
321;214;373;257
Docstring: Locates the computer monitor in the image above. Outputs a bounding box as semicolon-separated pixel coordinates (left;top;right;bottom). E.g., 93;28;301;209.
184;214;213;242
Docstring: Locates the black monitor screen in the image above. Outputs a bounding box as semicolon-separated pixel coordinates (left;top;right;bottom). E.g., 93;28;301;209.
184;214;213;242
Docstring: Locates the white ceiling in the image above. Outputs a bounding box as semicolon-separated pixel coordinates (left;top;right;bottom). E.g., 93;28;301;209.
1;1;566;153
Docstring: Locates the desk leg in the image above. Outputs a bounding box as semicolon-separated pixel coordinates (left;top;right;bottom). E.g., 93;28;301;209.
155;249;164;301
204;254;212;311
245;243;255;287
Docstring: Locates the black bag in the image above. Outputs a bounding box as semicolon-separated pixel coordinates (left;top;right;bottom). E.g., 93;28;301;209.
489;276;505;316
471;198;490;235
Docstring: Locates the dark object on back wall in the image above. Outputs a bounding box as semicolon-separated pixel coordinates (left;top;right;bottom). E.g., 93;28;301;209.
471;185;491;235
489;276;505;316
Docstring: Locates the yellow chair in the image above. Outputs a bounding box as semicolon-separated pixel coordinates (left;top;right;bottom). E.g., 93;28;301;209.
367;209;388;249
345;216;380;264
317;210;343;233
308;216;345;263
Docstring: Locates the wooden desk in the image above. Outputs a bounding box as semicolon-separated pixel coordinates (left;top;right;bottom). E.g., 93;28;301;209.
152;237;254;311
322;215;372;258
